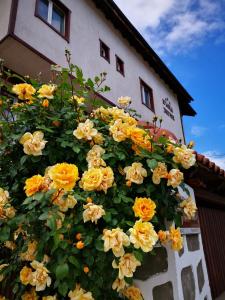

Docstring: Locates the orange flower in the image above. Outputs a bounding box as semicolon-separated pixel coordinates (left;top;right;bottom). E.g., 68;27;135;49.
83;266;89;273
24;175;45;197
130;127;153;154
169;227;183;251
158;230;168;244
20;266;33;285
132;197;156;221
76;241;84;249
42;99;49;107
76;233;82;240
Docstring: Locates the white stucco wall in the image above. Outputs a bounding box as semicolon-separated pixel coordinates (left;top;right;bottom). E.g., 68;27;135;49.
0;0;12;40
14;0;185;140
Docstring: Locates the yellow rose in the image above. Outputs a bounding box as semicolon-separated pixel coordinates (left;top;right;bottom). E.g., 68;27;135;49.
0;188;9;206
0;296;6;300
4;241;16;250
86;145;106;168
98;166;114;193
19;131;47;156
117;96;132;108
24;175;45;197
133;197;156;221
52;191;77;212
173;145;196;169
169;227;183;251
37;84;56;99
93;132;104;145
73;119;98;141
109;119;130;142
68;284;94;300
48;163;79;191
5;206;16;219
124;162;147;185
180;197;197;219
21;288;38;300
0;264;8;282
167;169;183;188
71;95;85;105
20;240;37;261
12;83;36;100
152;162;168;185
20;266;33;285
79;168;103;191
112;277;128;292
129;220;158;252
83;203;105;224
42;296;57;300
122;286;143;300
102;228;130;257
30;260;51;291
112;253;141;279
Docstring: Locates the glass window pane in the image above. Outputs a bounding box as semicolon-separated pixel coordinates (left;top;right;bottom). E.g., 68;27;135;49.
38;0;49;21
52;4;65;34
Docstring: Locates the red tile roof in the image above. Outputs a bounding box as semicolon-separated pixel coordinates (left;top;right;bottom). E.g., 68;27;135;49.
196;153;225;177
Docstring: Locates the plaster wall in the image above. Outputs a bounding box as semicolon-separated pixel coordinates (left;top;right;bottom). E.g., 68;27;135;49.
14;0;185;140
0;0;12;40
135;186;212;300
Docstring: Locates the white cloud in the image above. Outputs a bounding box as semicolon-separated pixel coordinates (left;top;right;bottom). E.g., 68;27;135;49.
191;125;207;137
114;0;225;55
114;0;175;30
203;150;225;170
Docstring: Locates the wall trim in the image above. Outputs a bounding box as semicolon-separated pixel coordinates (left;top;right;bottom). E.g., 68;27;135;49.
8;0;19;34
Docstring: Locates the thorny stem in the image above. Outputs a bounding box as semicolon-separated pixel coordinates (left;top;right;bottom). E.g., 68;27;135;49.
65;49;78;112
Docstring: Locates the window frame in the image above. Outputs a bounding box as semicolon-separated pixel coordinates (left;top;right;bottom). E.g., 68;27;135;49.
140;78;155;112
99;39;110;63
115;55;125;76
35;0;71;42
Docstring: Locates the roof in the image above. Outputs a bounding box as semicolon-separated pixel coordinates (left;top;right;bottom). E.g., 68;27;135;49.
196;153;225;178
91;0;196;117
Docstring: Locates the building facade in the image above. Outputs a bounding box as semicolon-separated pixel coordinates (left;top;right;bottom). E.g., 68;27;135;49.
0;0;196;142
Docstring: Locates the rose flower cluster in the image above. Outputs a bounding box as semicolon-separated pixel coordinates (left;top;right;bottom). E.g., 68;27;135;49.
0;75;197;300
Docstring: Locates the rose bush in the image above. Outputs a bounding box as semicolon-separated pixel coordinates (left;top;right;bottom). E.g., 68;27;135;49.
0;52;197;299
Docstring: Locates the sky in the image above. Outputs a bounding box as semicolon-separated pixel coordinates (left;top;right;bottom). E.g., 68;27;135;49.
114;0;225;169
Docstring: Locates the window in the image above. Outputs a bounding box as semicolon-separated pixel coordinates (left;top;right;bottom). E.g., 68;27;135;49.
140;79;155;112
35;0;70;41
116;55;125;76
100;40;110;63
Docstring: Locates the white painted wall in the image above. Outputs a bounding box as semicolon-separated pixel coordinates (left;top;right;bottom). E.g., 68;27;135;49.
14;0;184;140
0;0;12;41
135;186;212;300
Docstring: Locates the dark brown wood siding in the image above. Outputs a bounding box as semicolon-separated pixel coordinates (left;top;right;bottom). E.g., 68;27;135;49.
198;204;225;298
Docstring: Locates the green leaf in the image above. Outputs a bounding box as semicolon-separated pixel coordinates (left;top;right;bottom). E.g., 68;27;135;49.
147;159;158;169
68;256;80;268
103;212;112;223
56;263;69;280
95;239;104;252
58;281;69;296
133;250;144;262
0;226;10;242
20;155;27;165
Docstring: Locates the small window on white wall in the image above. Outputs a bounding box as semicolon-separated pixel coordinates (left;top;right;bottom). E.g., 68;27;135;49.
140;79;155;112
35;0;70;41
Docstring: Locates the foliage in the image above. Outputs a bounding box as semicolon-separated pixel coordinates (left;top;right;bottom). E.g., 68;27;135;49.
0;52;196;300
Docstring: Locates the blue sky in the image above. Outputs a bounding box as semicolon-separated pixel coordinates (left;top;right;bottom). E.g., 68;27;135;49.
114;0;225;168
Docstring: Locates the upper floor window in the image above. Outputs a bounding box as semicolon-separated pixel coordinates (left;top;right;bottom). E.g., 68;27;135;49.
116;55;125;76
140;79;155;112
100;40;110;63
35;0;70;41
